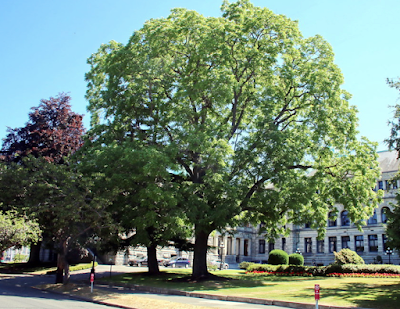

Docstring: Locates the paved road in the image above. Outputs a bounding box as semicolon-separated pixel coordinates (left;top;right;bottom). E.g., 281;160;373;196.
0;265;294;309
0;273;109;308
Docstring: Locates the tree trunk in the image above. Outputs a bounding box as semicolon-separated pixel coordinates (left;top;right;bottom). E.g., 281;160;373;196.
192;228;211;280
55;239;70;284
147;244;160;275
55;251;64;284
27;241;42;266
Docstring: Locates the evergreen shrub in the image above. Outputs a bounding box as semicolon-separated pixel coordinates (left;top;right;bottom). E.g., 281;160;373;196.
239;261;254;270
325;263;400;275
333;248;365;265
288;253;304;265
268;249;289;265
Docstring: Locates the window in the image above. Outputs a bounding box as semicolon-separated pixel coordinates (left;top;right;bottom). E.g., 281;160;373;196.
367;209;377;225
341;210;350;226
341;236;350;249
317;239;324;253
355;235;364;252
305;238;312;253
385;180;398;190
244;239;249;256
378;181;384;190
368;235;378;252
381;207;389;223
259;239;265;254
282;238;286;252
268;242;275;252
305;222;311;228
328;212;337;227
329;237;337;253
383;234;388;251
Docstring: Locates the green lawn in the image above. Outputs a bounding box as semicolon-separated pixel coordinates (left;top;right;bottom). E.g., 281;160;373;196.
104;269;400;308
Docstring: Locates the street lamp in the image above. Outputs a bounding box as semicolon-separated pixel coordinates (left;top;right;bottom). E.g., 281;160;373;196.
386;248;393;264
295;248;302;255
219;243;225;270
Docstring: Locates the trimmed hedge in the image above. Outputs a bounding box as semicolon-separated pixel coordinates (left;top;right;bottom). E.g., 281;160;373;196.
325;264;400;275
288;253;304;266
245;263;400;276
268;249;289;265
239;261;255;270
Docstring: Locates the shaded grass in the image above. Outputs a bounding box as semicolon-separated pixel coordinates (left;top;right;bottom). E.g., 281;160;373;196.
102;269;400;308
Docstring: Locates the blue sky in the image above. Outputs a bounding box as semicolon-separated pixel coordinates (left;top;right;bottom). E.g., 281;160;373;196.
1;0;399;150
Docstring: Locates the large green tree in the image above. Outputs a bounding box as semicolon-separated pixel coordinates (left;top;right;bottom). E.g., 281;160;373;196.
385;77;400;252
85;0;381;278
80;141;191;275
0;157;110;283
0;209;41;253
0;93;85;267
386;77;400;152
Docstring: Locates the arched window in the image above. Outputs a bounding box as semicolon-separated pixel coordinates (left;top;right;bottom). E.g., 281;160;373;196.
328;212;337;227
381;207;390;224
341;210;350;226
367;209;377;225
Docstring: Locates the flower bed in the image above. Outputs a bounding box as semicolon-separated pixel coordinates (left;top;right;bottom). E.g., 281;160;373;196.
327;272;400;278
245;263;400;277
246;270;313;277
246;270;400;278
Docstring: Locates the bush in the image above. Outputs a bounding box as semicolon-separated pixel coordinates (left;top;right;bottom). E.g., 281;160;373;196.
239;261;254;270
207;263;218;271
325;263;400;275
333;248;364;265
246;262;400;277
268;249;289;265
13;254;27;263
288;253;304;266
247;263;278;272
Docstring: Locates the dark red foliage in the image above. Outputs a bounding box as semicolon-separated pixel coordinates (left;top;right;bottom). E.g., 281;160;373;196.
1;93;85;164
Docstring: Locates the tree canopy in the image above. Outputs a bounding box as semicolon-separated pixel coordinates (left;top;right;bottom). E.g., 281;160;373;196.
80;141;192;274
1;93;84;164
85;0;381;278
0;209;41;253
385;78;400;154
0;93;89;283
385;77;400;252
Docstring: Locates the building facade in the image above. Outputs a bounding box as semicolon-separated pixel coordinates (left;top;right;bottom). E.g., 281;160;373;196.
216;150;399;266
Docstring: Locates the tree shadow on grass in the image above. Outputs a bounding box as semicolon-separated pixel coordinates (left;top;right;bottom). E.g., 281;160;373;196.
106;271;279;292
292;280;400;309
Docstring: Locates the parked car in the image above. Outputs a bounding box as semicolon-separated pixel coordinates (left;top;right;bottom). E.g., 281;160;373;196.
165;257;191;268
128;257;147;267
210;260;229;269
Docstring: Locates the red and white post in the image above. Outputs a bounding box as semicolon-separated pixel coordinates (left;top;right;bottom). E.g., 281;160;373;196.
90;272;95;293
314;284;320;309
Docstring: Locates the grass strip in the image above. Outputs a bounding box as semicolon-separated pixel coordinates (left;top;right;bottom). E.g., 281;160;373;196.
102;269;400;308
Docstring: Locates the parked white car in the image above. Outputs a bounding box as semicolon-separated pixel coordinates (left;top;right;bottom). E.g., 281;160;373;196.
210;260;229;269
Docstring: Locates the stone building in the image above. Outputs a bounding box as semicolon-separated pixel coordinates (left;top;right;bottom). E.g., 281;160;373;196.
215;150;399;266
